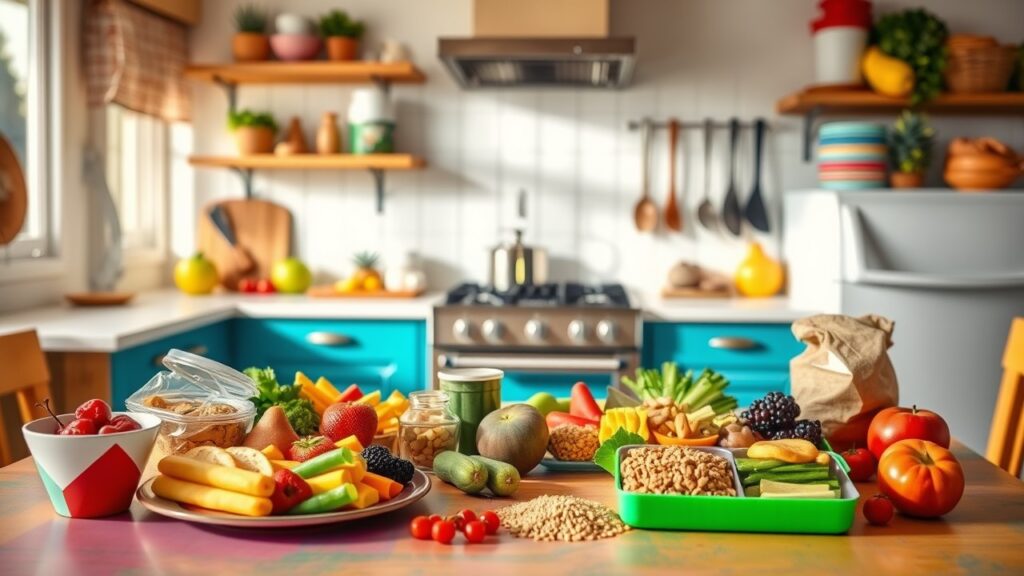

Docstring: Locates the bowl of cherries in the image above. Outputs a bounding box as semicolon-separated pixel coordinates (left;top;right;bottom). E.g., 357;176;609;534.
22;399;161;518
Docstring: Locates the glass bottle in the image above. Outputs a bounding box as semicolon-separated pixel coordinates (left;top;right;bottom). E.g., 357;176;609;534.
398;391;460;470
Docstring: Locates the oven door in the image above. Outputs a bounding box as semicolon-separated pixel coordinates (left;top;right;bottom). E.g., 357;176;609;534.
435;351;637;401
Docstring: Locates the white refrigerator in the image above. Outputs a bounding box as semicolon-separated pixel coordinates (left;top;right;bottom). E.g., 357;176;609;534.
784;190;1024;454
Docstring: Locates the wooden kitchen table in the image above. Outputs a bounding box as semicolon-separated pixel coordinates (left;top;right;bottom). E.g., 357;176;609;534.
1;441;1021;576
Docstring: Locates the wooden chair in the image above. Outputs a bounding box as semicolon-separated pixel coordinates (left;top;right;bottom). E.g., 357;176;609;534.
0;330;53;466
987;318;1024;477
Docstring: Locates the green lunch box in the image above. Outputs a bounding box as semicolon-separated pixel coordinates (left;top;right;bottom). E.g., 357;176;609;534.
615;445;860;535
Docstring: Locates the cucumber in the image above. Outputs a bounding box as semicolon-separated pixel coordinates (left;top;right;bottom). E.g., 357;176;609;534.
433;450;488;494
741;468;831;487
471;455;520;497
735;458;786;473
769;463;828;474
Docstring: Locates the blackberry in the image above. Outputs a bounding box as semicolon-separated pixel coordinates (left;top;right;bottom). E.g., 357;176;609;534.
771;419;823;447
740;391;800;436
361;445;415;484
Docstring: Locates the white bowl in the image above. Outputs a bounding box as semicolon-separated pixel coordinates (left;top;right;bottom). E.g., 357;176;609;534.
23;412;161;518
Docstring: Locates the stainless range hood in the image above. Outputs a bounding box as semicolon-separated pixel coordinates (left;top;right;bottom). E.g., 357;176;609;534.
438;37;635;89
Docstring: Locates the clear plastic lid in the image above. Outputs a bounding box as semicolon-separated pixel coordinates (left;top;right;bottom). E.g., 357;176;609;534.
125;348;257;421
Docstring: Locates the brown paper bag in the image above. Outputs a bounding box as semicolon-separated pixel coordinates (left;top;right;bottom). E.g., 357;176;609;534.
790;314;899;446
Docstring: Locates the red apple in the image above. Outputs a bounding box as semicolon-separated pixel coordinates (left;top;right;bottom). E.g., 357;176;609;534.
867;405;950;460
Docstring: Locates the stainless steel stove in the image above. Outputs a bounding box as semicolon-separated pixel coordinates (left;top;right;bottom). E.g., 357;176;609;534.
432;283;641;399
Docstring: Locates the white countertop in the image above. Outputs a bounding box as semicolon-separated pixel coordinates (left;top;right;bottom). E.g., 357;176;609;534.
0;289;814;353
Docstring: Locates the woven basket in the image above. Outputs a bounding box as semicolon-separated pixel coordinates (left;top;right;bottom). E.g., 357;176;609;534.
944;44;1017;93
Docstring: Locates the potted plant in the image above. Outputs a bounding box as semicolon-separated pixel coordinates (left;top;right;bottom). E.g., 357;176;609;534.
319;10;364;61
871;9;948;106
228;110;277;155
233;4;270;62
888;111;935;189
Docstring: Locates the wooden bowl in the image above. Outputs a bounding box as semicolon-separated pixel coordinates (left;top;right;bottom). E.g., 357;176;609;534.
944;168;1020;191
945;154;1020;173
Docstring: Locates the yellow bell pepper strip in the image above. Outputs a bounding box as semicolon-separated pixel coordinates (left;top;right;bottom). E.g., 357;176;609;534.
344;482;380;509
158;455;274;497
261;444;285;461
334;435;365;453
271;460;298;471
291;447;353;479
598;407;649;444
315;376;343;403
354;390;381;406
305;469;353;495
153;475;272;517
287;483;358;515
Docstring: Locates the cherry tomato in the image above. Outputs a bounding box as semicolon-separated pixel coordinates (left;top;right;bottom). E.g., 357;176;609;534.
863;494;895;526
480;510;500;535
457;509;477;525
409;516;433;540
431;520;456;544
256;279;276;294
428;514;443;525
238;278;258;293
842;447;876;482
463;520;487;544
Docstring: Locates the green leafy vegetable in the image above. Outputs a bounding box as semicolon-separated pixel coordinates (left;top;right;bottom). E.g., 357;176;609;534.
871;9;949;106
593;428;646;476
245;366;320;435
620;363;737;415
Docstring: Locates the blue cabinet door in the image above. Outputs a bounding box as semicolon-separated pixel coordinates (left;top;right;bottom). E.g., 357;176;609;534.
110;321;232;410
501;371;618;402
232;319;426;397
642;322;802;407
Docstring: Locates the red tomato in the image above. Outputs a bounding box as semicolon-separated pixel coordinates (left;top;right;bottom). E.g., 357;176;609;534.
842;447;876;482
409;516;433;540
878;439;964;518
256;279;276;294
431;520;456;544
427;514;443;525
238;278;258;293
463;520;487;544
480;510;500;534
863;494;894;526
456;509;477;525
868;405;950;460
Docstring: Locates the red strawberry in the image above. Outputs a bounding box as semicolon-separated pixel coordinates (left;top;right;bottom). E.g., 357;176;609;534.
288;436;335;462
319;402;378;447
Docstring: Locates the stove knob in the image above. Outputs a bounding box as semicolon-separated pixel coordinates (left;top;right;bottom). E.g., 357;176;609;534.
567;319;587;344
482;319;505;343
452;318;472;341
596;320;618;344
524;319;547;342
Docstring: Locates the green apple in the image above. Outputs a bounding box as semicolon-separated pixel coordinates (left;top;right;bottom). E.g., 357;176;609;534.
555;397;571;413
270;257;313;293
524;392;559;417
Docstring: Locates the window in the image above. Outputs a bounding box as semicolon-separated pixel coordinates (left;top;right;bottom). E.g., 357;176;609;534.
105;104;167;254
0;0;50;260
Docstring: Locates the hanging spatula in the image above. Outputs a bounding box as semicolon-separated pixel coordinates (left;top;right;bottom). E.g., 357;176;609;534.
744;118;770;232
721;118;743;237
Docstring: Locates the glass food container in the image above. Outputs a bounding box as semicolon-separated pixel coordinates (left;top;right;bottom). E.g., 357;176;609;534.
398;391;460;470
126;349;257;456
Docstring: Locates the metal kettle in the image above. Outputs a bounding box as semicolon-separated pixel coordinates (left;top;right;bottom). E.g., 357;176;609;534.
490;190;548;291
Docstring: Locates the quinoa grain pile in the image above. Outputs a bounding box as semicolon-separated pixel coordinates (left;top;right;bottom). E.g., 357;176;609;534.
495;495;629;542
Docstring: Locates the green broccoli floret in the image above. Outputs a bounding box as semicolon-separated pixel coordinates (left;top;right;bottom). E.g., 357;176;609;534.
284;398;320;435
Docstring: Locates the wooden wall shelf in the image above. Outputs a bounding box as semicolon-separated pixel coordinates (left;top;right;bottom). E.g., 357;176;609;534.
184;61;426;86
189;154;427;212
776;87;1024;161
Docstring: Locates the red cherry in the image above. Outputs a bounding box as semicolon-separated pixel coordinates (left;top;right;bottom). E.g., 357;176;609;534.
98;425;121;434
256;279;275;294
60;419;98;435
238;278;258;293
75;399;112;426
109;415;141;431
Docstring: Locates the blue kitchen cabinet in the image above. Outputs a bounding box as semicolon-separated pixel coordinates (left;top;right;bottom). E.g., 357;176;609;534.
110;320;232;410
501;371;619;402
232;319;427;397
641;322;803;407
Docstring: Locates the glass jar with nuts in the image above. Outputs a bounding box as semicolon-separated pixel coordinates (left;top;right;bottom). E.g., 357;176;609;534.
398;391;460;470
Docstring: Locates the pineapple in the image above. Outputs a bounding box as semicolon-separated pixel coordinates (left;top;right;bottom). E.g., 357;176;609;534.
351;251;383;290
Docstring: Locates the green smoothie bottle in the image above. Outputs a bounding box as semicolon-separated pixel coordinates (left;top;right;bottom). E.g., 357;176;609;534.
437;368;502;455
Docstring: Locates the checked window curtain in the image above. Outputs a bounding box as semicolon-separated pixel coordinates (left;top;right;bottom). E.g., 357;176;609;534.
83;0;190;122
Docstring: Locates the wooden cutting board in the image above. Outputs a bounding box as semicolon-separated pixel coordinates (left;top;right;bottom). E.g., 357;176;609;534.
307;285;425;299
196;199;291;290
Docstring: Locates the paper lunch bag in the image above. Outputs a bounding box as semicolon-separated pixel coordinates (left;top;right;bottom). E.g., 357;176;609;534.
790;314;899;446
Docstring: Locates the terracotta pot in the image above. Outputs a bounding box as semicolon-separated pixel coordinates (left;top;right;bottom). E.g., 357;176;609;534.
325;37;359;61
316;112;340;154
944;168;1020;192
235;126;275;155
890;171;924;189
232;33;271;62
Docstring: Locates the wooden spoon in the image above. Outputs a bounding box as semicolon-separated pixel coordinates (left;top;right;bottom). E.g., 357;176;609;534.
696;118;719;233
634;119;658;232
664;119;682;232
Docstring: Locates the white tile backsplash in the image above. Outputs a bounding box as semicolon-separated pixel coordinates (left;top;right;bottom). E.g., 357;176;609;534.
181;0;1024;291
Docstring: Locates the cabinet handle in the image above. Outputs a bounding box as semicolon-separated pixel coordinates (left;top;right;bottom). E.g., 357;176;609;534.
152;345;209;367
306;331;353;347
708;337;757;350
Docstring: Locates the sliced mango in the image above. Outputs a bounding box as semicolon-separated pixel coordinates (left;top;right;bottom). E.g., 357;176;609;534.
345;482;380;509
306;469;353;495
315;376;343;403
271;459;299;471
261;444;285;461
355;390;381;407
334;435;365;453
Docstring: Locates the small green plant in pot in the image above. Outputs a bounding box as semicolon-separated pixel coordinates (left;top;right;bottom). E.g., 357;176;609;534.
872;9;948;106
229;110;278;155
319;10;364;61
233;4;270;62
888;110;935;188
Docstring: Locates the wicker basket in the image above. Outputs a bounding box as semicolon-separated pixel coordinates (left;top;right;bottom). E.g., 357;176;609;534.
944;44;1017;93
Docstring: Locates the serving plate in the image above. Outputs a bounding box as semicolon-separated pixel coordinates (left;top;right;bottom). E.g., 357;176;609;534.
136;468;431;528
